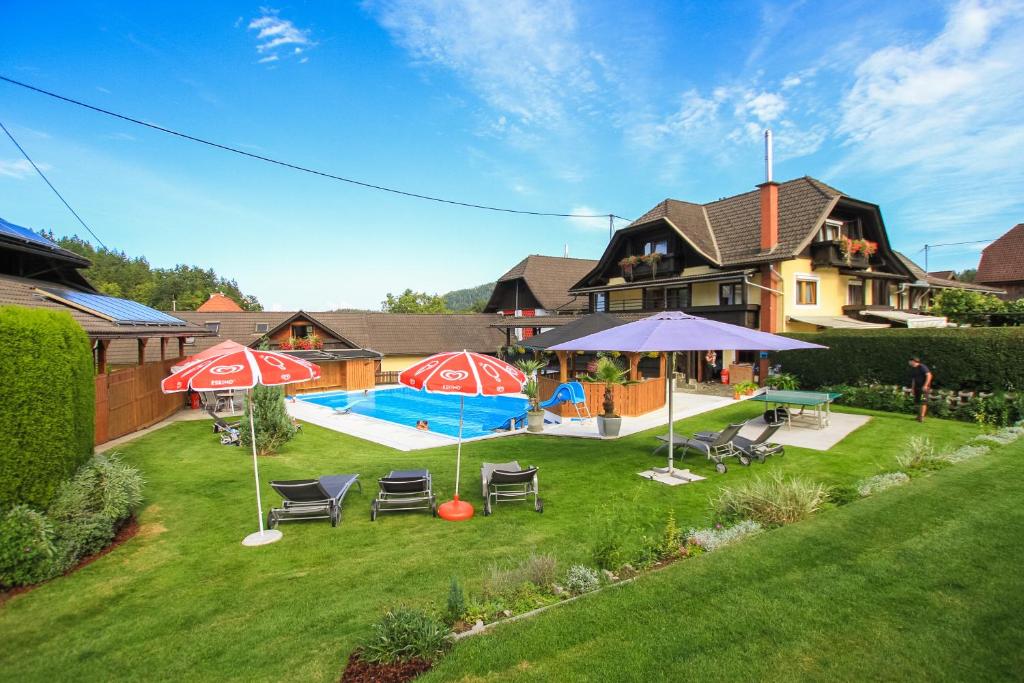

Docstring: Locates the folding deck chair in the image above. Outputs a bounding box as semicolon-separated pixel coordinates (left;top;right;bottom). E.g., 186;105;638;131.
370;469;436;521
696;421;785;464
480;461;542;515
206;405;240;434
654;422;745;474
267;474;362;528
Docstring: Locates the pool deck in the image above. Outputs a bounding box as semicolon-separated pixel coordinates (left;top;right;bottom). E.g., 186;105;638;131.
286;388;738;451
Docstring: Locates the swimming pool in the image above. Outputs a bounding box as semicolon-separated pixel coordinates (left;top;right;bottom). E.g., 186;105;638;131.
297;387;529;439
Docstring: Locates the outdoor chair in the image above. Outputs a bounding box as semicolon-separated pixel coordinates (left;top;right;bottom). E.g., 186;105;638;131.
732;422;785;463
220;428;241;446
480;461;542;515
656;422;745;474
371;469;436;521
267;474;362;529
206;405;240;434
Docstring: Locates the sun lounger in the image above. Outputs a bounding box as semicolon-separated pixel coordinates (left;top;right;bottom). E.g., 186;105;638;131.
371;469;436;521
206;405;240;433
267;474;362;528
656;422;745;474
480;461;542;515
732;422;785;463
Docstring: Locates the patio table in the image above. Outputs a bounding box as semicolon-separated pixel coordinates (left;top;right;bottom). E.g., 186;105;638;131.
747;390;842;430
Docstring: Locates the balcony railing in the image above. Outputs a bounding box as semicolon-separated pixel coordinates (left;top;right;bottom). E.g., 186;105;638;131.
621;255;681;281
600;302;760;328
810;241;869;269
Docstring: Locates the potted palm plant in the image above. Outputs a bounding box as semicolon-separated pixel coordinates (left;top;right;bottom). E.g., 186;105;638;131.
514;358;548;433
580;356;633;437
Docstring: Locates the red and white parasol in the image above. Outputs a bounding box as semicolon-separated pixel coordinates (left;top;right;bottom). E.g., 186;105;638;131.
400;351;526;521
162;348;321;545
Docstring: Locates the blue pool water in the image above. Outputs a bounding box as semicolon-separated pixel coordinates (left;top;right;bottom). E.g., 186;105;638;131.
298;387;528;439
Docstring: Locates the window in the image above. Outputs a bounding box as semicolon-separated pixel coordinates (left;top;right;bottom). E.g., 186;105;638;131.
183;336;196;346
291;323;313;338
644;239;668;255
816;219;843;242
847;280;864;305
719;283;744;306
593;292;607;312
667;286;691;309
796;278;818;305
644;288;665;310
255;323;269;333
204;321;220;334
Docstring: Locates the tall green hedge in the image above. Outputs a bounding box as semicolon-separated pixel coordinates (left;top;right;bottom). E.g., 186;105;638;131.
0;306;94;508
772;327;1024;391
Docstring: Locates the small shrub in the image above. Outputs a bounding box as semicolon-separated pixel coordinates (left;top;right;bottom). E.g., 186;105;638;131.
632;534;662;569
686;520;762;552
564;565;600;595
591;534;625;572
240;384;297;456
360;607;451;664
713;472;828;527
482;554;557;598
765;373;799;390
658;509;683;559
0;505;57;588
828;485;859;506
521;553;558;589
856;472;910;497
896;437;945;472
942;444;990;463
444;577;465;626
48;453;144;572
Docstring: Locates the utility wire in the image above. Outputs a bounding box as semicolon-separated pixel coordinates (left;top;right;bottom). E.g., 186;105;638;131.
0;75;632;222
0;119;108;249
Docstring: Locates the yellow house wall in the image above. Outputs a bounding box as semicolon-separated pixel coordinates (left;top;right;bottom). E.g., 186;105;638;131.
691;282;720;306
380;355;429;372
609;288;643;308
779;258;858;332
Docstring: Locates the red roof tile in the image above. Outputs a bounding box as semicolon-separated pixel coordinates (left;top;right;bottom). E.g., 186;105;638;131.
977;224;1024;284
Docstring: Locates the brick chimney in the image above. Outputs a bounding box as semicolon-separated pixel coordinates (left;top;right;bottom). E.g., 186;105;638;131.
758;129;779;252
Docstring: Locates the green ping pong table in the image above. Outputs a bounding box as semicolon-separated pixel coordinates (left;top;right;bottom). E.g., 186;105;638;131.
748;390;842;430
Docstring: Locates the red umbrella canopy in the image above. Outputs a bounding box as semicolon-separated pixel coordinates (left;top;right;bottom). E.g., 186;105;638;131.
161;348;321;393
399;351;526;396
171;339;247;372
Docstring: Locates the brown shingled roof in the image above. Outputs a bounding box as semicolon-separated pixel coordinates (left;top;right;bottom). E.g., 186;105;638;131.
976;224;1024;284
487;255;598;311
196;292;244;312
894;252;1004;294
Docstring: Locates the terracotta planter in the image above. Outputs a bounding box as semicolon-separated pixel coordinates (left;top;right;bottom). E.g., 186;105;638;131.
733;391;742;400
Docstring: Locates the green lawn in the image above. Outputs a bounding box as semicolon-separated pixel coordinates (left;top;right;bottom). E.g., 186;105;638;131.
0;403;998;682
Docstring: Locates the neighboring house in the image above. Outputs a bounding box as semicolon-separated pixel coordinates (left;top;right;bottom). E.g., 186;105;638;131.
894;252;1004;310
976;223;1024;300
0;216;213;445
569;173;987;334
484;254;598;339
928;270;957;281
196;291;244;312
108;310;506;385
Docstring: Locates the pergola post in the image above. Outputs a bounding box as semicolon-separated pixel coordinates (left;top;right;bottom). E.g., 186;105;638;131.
556;351;568;383
178;337;186;357
95;339;109;375
160;337;168;361
137;338;148;366
659;352;668;380
627;352;641;381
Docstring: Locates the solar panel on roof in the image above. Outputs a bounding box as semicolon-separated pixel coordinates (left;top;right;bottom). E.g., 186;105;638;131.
0;217;61;249
40;287;188;326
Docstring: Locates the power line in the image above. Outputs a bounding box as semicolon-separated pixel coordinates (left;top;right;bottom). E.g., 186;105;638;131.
0;75;632;223
0;119;108;249
920;237;997;271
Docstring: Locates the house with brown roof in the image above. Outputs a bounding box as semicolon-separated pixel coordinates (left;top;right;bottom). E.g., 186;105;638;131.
976;223;1024;300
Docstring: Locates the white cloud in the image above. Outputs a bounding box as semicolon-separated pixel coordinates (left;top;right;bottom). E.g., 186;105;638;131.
366;0;612;131
0;159;49;179
566;205;610;231
247;8;315;64
742;92;786;123
833;0;1024;238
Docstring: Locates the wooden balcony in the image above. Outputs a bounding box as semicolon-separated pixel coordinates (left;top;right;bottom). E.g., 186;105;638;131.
600;301;760;328
810;241;869;269
621;255;681;281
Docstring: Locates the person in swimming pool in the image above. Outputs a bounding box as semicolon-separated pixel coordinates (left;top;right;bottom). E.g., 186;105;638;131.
416;419;429;431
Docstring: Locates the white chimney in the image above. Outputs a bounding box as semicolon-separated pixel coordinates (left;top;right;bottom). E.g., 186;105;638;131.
563;243;569;258
764;129;774;183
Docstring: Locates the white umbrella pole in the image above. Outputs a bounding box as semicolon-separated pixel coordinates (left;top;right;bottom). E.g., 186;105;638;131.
455;396;464;496
250;388;265;533
667;352;675;473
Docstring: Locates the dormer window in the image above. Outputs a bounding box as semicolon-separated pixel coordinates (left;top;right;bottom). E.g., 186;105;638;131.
643;239;668;255
816;219;844;242
204;321;221;334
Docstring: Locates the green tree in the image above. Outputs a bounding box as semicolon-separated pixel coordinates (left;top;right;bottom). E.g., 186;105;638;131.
442;282;494;312
931;289;1005;324
956;268;977;283
240;385;296;456
381;289;449;313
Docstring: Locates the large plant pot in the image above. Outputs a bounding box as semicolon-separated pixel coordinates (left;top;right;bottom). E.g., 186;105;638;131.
526;410;545;433
597;415;622;438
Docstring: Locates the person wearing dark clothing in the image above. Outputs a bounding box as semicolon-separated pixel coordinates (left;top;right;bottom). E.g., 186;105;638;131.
908;357;933;422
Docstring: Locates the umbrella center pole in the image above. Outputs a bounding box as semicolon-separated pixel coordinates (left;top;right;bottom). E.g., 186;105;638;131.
454;395;464;497
667;352;675;473
250;388;266;534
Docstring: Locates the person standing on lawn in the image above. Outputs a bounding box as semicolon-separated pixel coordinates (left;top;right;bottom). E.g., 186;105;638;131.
909;357;933;422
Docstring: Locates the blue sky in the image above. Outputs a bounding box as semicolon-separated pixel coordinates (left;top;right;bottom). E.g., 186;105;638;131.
1;1;1022;310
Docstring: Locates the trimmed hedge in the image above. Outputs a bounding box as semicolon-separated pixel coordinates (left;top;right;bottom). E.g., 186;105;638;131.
0;306;94;509
773;327;1024;391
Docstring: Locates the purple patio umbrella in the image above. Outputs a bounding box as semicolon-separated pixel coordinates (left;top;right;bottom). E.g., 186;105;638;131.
549;312;826;479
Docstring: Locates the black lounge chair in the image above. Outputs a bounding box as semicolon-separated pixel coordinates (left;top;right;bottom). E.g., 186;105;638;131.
733;422;785;463
206;405;240;434
371;469;436;521
480;461;542;515
267;474;362;528
655;423;745;474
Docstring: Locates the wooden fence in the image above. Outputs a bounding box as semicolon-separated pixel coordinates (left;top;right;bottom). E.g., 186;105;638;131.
375;370;400;385
95;358;183;446
537;375;665;418
290;359;376;394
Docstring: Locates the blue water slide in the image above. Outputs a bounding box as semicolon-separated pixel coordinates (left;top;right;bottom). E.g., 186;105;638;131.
539;381;586;409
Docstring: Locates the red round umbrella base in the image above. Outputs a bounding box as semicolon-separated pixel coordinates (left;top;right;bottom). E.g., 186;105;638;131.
437;495;474;521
